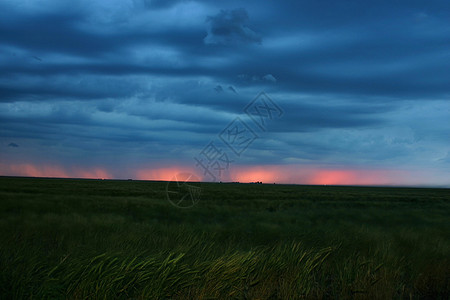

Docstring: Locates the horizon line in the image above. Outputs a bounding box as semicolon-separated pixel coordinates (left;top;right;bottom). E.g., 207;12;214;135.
1;175;449;189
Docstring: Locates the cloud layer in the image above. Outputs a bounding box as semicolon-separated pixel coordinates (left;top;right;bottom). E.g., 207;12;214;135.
204;8;262;45
0;0;449;186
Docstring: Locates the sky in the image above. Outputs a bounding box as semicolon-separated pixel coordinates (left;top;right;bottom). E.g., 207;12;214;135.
0;0;449;186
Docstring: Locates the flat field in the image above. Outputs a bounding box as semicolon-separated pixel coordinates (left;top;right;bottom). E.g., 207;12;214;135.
0;177;449;299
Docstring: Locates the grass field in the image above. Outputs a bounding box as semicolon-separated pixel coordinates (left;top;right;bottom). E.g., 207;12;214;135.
0;176;449;299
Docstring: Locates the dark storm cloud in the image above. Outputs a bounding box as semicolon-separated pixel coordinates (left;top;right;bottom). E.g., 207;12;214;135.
0;1;208;64
0;13;202;59
0;11;113;57
140;0;186;9
259;0;450;32
0;79;141;102
1;1;448;100
269;102;387;133
204;8;261;45
0;0;449;185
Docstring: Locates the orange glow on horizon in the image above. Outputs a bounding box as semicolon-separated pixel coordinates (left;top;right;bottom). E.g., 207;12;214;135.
0;162;435;186
230;166;280;183
135;167;201;181
307;169;388;185
229;165;404;186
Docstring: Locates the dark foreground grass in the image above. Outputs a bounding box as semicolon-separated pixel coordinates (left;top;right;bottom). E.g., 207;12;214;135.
0;177;449;299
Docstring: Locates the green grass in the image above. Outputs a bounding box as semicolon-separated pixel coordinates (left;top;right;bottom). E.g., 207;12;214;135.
0;177;449;299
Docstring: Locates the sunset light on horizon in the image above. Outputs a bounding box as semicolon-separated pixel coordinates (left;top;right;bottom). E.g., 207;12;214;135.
1;162;448;187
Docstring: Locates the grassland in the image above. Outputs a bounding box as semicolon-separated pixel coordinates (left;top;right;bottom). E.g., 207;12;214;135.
0;176;449;299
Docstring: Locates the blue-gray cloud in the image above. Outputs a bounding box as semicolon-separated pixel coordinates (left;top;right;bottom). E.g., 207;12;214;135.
204;8;261;45
0;0;449;185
